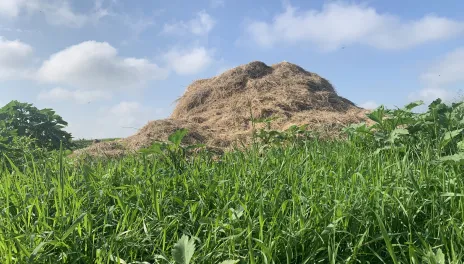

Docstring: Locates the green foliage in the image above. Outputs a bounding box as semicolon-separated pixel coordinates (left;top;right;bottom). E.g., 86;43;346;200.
172;235;196;264
139;128;205;173
422;248;446;264
251;116;313;148
2;127;464;263
0;121;17;152
0;135;50;171
1;101;464;263
344;99;464;161
0;100;74;151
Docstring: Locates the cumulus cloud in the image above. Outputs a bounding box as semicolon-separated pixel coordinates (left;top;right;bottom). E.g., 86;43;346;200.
164;46;214;75
410;47;464;103
163;10;215;36
420;48;464;88
0;0;33;18
38;87;111;104
210;0;225;8
96;101;165;138
242;2;464;51
107;101;146;128
0;0;109;28
0;36;34;80
124;15;155;40
408;88;453;103
43;2;90;27
63;100;167;139
36;41;169;90
359;101;379;110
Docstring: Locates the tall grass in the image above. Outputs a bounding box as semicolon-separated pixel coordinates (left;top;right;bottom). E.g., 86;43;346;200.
0;138;463;263
1;99;464;263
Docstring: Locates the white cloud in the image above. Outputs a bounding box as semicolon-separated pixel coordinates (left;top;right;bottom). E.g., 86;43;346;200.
409;88;452;103
96;101;165;138
0;0;109;28
0;0;32;18
124;15;155;39
420;47;464;88
163;10;215;36
0;26;39;33
359;100;379;109
0;36;34;80
43;2;89;28
107;101;145;129
64;101;167;139
210;0;225;8
164;46;214;75
38;87;111;104
410;47;464;104
36;41;169;90
243;2;464;51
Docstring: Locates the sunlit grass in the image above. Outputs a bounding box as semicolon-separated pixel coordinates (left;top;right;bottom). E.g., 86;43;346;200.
1;137;463;263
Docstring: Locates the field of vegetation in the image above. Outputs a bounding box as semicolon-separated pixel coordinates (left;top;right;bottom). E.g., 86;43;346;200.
1;99;464;263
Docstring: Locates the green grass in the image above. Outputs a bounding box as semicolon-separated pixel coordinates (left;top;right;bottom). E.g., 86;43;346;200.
2;99;464;263
1;138;463;263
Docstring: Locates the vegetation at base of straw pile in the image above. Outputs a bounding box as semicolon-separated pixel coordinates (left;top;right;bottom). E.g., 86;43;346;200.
1;99;464;263
72;138;120;151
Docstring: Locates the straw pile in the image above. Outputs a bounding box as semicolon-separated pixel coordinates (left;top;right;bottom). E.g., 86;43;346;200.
75;61;370;157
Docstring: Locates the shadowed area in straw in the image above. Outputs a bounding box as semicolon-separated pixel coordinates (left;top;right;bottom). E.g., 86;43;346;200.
75;61;371;157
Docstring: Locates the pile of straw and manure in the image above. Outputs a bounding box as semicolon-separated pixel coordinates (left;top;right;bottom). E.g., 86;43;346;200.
74;61;370;157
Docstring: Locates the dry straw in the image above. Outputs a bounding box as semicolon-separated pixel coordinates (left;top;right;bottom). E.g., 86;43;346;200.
75;61;370;157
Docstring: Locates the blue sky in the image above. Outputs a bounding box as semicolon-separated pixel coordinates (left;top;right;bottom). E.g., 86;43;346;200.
1;0;464;139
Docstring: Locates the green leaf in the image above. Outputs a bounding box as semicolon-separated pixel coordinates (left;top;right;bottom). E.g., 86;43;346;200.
169;129;189;146
441;129;464;148
439;152;464;164
61;213;87;241
404;100;424;110
29;241;47;261
220;260;240;264
366;106;385;124
435;248;445;264
457;140;464;151
321;223;336;235
109;255;127;264
374;212;398;264
184;144;206;151
387;128;409;144
139;142;164;155
229;205;244;221
441;192;464;197
428;98;444;110
172;235;195;264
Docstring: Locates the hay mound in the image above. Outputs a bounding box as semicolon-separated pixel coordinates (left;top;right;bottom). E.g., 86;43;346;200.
75;61;370;157
172;61;365;134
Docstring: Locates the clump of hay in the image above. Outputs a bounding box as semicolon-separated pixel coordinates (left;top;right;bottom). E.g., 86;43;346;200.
172;61;367;137
122;119;210;150
75;61;370;157
72;119;222;158
72;141;128;158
